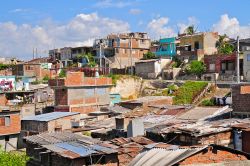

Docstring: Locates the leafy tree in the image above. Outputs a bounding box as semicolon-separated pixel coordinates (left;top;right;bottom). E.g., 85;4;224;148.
187;60;206;78
172;56;182;68
0;149;29;166
0;64;10;70
76;53;96;67
143;51;156;59
216;35;234;54
59;69;66;78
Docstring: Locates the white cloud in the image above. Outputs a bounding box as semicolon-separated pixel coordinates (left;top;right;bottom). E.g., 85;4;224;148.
129;9;142;15
177;16;199;33
213;14;250;39
147;17;176;39
0;13;130;60
9;8;29;13
94;0;132;8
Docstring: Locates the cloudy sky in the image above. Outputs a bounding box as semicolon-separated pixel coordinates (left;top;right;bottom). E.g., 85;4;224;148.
1;0;250;59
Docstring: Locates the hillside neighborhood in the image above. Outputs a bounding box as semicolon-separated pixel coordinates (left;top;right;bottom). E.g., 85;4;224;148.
1;25;250;165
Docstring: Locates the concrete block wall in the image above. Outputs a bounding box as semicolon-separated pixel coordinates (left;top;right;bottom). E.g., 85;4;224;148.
232;84;250;115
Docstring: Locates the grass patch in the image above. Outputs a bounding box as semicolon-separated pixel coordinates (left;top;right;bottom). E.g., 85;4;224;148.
173;81;208;104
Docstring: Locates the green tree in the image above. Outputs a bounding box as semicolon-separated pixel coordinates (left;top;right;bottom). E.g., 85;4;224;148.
143;51;156;59
76;53;96;67
216;34;234;54
0;149;29;166
187;60;206;78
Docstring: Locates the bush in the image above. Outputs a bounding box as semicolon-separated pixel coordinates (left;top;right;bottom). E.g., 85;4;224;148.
143;51;156;59
59;69;66;78
0;150;29;166
201;99;215;106
43;75;49;81
173;81;208;104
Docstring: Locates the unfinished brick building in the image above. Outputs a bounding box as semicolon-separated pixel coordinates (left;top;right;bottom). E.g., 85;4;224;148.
0;110;21;151
94;32;151;69
232;83;250;118
49;72;113;114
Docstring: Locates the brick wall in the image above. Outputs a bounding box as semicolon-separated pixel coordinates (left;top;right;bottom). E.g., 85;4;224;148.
0;113;20;135
232;84;250;114
55;89;68;106
0;94;7;106
70;105;99;114
242;129;250;153
179;147;247;165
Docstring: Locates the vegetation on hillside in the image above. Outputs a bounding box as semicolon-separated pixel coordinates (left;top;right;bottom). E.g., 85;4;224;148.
173;81;208;104
0;149;29;166
201;99;215;106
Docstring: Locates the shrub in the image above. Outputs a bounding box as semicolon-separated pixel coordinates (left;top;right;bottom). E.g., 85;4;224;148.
201;99;215;106
59;69;66;78
173;81;208;104
43;75;49;81
0;150;29;166
143;51;156;59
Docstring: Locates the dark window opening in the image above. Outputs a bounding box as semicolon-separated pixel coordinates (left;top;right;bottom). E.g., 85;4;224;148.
5;136;9;142
194;41;200;50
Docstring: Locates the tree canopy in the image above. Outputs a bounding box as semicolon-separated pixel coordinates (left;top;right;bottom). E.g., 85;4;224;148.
216;34;234;54
187;60;206;78
143;51;156;59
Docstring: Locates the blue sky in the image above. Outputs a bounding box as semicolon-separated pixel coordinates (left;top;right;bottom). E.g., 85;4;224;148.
1;0;250;59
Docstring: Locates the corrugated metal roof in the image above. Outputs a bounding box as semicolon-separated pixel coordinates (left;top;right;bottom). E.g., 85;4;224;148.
129;147;206;166
56;142;97;157
22;112;80;122
24;132;84;145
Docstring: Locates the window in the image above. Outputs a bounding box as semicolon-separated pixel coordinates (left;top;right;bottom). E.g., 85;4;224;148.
0;117;5;126
5;136;9;142
5;116;10;126
247;54;250;61
0;116;10;126
209;64;215;71
194;41;200;49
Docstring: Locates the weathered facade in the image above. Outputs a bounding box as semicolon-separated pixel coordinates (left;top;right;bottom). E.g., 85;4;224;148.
0;110;20;151
135;58;171;79
49;72;113;114
178;32;219;61
94;32;151;69
12;58;51;80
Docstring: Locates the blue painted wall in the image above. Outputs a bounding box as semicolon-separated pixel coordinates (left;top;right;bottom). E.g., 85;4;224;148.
110;93;121;105
154;37;176;57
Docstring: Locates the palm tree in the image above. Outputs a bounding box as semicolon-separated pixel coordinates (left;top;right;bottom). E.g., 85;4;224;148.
185;25;195;35
216;34;234;54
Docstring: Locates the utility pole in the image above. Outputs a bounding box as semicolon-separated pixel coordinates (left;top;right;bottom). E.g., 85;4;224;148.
236;36;240;83
99;42;102;68
130;36;133;75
